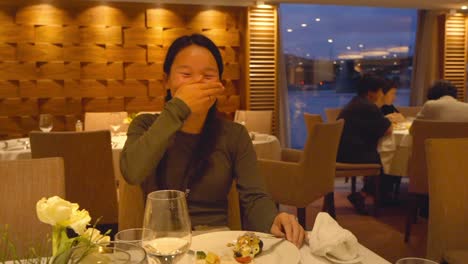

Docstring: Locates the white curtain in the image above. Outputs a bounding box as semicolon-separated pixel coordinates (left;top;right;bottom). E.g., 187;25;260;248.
410;10;445;106
276;6;291;147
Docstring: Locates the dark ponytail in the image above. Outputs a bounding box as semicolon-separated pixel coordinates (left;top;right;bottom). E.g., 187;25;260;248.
162;34;223;190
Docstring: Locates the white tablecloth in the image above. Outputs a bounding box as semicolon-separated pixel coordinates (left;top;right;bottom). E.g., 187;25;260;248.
0;134;281;162
299;244;390;264
378;129;412;177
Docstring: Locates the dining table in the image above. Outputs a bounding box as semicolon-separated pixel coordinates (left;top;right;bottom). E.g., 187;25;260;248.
378;122;412;177
0;132;281;163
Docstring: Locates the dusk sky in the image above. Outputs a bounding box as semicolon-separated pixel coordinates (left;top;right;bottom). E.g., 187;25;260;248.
279;4;418;60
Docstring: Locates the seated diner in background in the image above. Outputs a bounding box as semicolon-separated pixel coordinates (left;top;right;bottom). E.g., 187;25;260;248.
416;80;468;122
380;79;405;123
119;34;304;247
336;74;393;214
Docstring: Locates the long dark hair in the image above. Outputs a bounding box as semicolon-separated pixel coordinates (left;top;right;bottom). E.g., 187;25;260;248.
162;34;223;190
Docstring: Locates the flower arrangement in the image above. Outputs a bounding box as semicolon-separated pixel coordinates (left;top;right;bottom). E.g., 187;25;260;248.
123;113;137;125
1;196;110;264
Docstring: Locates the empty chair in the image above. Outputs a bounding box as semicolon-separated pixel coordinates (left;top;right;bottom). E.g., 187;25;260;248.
405;120;468;242
324;107;342;122
0;158;65;257
30;131;118;228
425;138;468;263
234;110;272;134
398;106;422;118
84;112;128;133
257;121;344;228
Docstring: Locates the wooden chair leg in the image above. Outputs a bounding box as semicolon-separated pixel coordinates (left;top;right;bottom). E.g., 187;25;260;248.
297;207;306;229
322;192;336;219
405;194;416;243
393;177;402;201
351;176;357;193
373;174;381;217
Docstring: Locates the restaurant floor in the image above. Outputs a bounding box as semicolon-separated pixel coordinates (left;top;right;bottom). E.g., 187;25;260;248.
280;178;427;263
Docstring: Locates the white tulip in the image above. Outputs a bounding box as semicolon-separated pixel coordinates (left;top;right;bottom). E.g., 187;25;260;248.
36;196;78;226
68;209;91;235
82;228;110;244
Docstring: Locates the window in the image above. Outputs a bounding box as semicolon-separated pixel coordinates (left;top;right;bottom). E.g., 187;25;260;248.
280;5;418;149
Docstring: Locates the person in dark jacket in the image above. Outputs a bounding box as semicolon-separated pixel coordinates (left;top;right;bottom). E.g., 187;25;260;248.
337;74;392;214
380;79;405;123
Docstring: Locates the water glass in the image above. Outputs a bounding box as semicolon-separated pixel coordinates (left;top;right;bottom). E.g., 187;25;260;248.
395;257;438;264
115;228;155;246
39;114;53;132
143;190;191;264
70;241;148;264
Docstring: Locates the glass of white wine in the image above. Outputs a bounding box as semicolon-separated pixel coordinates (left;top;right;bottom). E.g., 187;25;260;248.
110;113;122;136
39;114;53;132
142;190;191;264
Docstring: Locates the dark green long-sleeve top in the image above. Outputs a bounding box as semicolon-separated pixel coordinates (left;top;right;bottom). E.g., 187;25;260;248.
120;98;278;233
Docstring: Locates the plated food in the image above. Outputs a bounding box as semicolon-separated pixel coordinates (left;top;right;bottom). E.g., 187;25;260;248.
191;231;301;264
195;232;263;264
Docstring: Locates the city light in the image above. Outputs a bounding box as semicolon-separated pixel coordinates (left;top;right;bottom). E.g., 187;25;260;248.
315;18;321;22
328;38;334;43
358;44;364;48
301;23;307;27
346;46;351;50
287;28;293;32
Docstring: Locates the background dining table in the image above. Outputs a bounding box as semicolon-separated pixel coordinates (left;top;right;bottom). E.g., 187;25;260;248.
378;125;412;177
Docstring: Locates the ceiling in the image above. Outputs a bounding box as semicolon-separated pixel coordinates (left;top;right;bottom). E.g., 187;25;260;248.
91;0;468;10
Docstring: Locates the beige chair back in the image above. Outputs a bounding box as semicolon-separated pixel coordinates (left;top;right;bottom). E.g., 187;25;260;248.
425;138;468;262
409;120;468;194
398;106;422;117
324;107;342;122
84;112;128;133
300;120;344;199
234;110;272;134
30;131;118;225
303;113;323;131
0;158;65;257
261;121;343;207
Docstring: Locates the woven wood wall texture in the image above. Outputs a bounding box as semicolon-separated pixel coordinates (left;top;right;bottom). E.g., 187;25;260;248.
0;1;245;139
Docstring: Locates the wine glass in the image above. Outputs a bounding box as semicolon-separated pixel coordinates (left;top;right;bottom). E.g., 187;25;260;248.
110;113;122;136
142;190;191;264
39;114;53;132
115;228;155;246
395;258;438;264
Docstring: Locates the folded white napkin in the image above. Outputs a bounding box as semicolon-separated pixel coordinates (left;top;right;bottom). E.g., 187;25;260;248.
308;212;359;261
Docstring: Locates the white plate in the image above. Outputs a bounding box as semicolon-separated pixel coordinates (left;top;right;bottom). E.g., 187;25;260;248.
190;231;301;264
324;253;363;264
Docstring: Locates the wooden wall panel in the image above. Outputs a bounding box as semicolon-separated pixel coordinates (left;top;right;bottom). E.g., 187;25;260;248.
0;1;246;139
35;26;80;44
125;63;163;80
0;25;35;43
0;62;37;80
81;63;124;80
79;26;122;44
37;62;80;80
124;27;163;45
107;80;148;97
64;45;107;62
106;45;146;62
147;8;185;28
17;43;64;61
0;44;16;61
0;81;18;98
16;4;73;25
